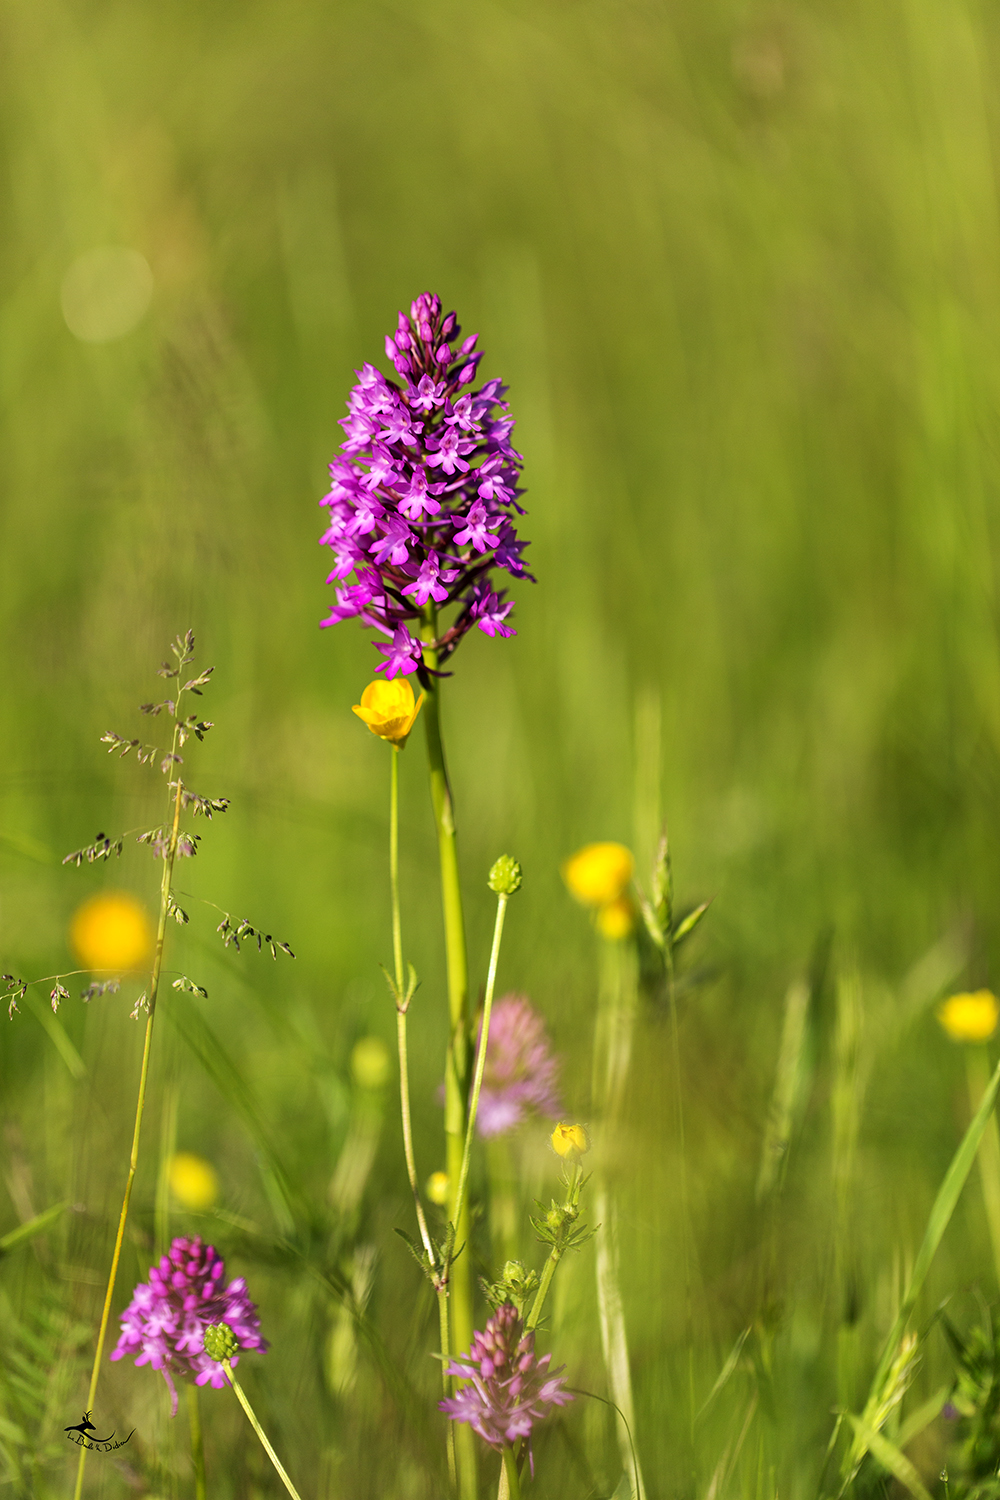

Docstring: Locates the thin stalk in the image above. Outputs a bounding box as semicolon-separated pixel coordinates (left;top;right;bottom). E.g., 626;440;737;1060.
221;1359;304;1500
451;891;510;1238
501;1445;521;1500
390;747;404;991
420;616;475;1500
525;1165;582;1333
665;937;696;1463
186;1383;207;1500
389;737;456;1488
74;711;186;1500
591;937;648;1500
966;1045;1000;1289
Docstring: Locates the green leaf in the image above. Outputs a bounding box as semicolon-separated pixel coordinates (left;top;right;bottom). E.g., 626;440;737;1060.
672;899;710;947
0;1201;67;1254
847;1414;934;1500
853;1050;1000;1463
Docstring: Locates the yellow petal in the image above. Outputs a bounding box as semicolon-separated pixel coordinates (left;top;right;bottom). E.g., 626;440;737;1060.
562;842;635;907
938;990;1000;1043
596;897;636;941
70;891;153;973
168;1152;219;1211
551;1122;590;1158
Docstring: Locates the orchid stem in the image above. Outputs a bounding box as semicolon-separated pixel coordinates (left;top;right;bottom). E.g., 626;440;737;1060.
420;616;476;1500
387;744;455;1486
221;1360;304;1500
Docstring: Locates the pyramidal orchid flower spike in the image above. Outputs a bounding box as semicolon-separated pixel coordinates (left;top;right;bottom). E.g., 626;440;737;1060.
476;994;562;1139
319;292;532;677
440;1303;573;1449
110;1236;268;1416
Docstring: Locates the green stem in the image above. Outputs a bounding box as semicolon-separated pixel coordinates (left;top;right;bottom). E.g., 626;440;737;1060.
222;1359;304;1500
387;743;455;1484
966;1045;1000;1289
525;1165;581;1333
74;730;185;1500
186;1382;206;1500
501;1444;521;1500
390;747;404;992
592;937;647;1500
420;619;475;1500
451;891;509;1238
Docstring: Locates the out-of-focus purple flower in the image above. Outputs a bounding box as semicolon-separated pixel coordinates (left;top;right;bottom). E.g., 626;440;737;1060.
440;1303;572;1448
110;1236;267;1416
319;293;532;678
477;995;561;1138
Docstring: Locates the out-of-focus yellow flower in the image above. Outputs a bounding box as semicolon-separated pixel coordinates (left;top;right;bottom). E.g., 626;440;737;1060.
70;891;153;973
561;842;634;908
426;1170;449;1205
352;678;425;749
551;1122;590;1159
938;990;1000;1043
168;1152;219;1211
595;896;636;941
351;1035;392;1090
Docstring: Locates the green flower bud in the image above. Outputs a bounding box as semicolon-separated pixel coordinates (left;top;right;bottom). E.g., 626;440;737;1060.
203;1322;239;1362
488;855;522;896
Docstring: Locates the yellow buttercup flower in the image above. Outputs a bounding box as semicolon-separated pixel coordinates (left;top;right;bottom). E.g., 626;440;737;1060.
595;896;636;941
352;678;425;748
426;1170;449;1206
551;1122;590;1159
168;1152;219;1211
561;842;634;908
70;891;153;973
938;990;1000;1044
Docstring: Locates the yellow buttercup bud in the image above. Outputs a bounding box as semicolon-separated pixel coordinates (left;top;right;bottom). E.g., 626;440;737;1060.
351;1035;392;1090
561;843;634;908
352;678;424;749
595;896;635;941
70;891;153;973
938;990;1000;1044
168;1152;219;1211
426;1170;449;1206
551;1122;590;1159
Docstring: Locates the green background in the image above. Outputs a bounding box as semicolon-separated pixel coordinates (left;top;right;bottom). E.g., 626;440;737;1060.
3;1;1000;1495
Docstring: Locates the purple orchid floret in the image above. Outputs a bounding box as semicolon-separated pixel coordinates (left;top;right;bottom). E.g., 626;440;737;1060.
110;1235;267;1416
440;1303;573;1449
476;995;562;1138
319;293;532;678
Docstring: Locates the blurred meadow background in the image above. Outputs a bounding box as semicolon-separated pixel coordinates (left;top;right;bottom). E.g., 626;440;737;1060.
5;0;1000;1495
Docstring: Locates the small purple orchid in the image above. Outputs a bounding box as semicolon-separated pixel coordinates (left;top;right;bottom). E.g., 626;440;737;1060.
440;1303;573;1449
477;994;561;1138
319;293;532;678
110;1236;267;1415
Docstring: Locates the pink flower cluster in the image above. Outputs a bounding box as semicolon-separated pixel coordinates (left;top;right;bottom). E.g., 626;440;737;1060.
110;1236;267;1415
319;293;532;677
440;1303;573;1448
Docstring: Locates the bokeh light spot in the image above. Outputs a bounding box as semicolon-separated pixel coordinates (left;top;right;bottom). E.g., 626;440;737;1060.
60;247;153;343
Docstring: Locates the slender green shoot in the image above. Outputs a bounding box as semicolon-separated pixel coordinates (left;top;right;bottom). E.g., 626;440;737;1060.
451;885;512;1242
221;1358;304;1500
